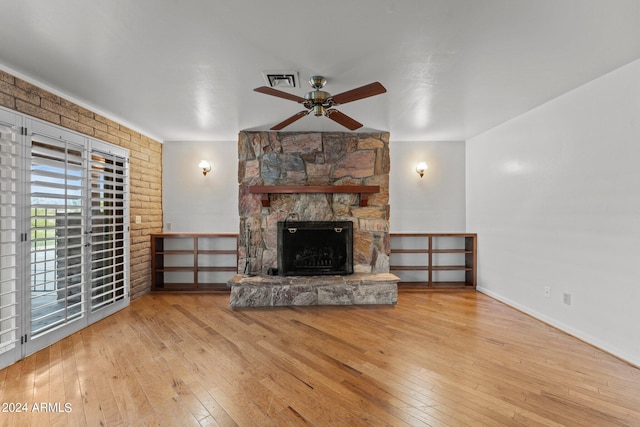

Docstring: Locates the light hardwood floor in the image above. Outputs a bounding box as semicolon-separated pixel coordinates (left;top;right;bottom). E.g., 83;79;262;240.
1;291;639;426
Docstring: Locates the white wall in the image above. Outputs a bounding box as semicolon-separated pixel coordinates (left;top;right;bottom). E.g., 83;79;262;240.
162;138;467;234
162;140;239;232
466;59;640;366
389;141;466;232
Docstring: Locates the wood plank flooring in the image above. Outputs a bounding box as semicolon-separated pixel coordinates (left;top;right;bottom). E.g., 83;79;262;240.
1;291;639;426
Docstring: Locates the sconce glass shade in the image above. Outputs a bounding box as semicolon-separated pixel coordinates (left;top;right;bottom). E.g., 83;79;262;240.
199;160;212;176
416;161;428;178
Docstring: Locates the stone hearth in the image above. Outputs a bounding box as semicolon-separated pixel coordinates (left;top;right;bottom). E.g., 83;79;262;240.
228;273;398;307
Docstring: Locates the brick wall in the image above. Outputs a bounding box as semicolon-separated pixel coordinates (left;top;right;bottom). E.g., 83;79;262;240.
0;69;162;299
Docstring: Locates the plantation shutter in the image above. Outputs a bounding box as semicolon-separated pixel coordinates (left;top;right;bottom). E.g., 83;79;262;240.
0;114;22;366
89;148;128;312
29;134;86;337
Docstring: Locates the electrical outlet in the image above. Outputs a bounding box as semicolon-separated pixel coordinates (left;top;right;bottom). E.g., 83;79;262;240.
544;286;551;298
135;215;142;224
563;292;572;306
166;222;172;231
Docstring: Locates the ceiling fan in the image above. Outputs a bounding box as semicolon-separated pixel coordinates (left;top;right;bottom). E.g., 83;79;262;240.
254;75;386;131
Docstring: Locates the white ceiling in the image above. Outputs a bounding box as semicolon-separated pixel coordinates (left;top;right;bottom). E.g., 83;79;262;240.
1;0;639;142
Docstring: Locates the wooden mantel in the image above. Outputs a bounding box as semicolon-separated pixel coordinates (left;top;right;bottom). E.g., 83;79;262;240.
249;185;380;207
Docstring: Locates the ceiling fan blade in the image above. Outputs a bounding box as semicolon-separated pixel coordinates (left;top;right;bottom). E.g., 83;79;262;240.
254;86;306;103
330;82;386;105
271;111;309;130
325;109;363;131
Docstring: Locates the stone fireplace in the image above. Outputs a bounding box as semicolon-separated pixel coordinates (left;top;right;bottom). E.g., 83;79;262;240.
229;131;398;306
237;131;390;273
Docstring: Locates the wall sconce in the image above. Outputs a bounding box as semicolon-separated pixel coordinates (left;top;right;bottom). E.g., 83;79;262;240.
416;161;428;178
198;160;212;176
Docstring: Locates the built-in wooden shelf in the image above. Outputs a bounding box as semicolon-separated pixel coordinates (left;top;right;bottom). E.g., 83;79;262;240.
249;185;380;207
390;233;477;291
151;233;238;292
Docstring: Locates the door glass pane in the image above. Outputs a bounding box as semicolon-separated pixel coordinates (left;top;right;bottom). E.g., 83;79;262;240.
0;122;19;356
30;138;86;337
90;151;128;311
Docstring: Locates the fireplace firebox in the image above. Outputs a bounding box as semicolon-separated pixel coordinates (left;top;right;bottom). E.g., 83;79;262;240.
277;221;353;276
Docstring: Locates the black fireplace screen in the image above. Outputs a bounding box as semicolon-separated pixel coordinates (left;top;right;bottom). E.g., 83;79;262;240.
277;221;353;276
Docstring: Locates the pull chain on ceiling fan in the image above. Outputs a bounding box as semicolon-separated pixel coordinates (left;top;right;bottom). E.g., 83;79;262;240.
254;75;386;131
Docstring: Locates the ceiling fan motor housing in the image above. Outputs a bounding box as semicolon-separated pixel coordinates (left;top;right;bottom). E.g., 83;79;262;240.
305;90;332;115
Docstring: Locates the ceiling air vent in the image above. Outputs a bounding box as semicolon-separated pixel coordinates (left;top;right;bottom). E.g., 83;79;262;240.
263;71;299;88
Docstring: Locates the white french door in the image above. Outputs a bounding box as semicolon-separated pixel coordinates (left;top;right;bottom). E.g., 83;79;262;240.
0;109;130;366
26;122;89;353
